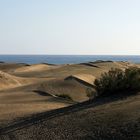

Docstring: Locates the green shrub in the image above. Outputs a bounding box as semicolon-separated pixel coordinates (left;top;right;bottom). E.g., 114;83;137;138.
94;67;140;96
56;94;72;100
124;67;140;90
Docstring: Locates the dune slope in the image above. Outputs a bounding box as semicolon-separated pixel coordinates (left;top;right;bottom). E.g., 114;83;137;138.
0;61;139;133
0;71;21;90
0;93;139;139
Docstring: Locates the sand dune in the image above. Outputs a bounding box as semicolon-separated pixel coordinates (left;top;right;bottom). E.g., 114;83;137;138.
0;70;42;90
79;62;100;68
36;79;90;102
14;64;57;73
0;71;22;90
0;60;139;125
0;63;29;72
0;91;70;124
65;74;96;87
1;92;139;139
95;61;136;70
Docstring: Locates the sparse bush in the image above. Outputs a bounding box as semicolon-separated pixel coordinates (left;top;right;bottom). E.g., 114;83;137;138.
56;94;72;100
94;67;140;96
124;67;140;90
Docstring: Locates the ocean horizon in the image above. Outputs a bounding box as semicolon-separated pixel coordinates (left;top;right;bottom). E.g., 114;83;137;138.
0;55;140;64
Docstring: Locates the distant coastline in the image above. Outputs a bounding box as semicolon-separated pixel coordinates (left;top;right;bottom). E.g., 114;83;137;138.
0;55;140;64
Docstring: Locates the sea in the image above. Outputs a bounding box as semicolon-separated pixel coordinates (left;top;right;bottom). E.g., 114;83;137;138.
0;55;140;64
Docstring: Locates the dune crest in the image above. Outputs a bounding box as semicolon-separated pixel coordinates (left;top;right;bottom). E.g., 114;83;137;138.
0;61;139;126
14;64;56;73
65;74;96;87
0;70;39;90
0;71;21;90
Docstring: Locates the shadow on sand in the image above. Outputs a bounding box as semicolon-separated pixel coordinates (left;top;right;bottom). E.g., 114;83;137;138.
0;91;139;136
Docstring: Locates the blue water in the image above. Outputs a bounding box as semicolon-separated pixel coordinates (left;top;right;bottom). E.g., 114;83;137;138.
0;55;140;64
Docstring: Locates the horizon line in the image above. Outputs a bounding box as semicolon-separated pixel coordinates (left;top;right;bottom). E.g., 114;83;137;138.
0;54;140;56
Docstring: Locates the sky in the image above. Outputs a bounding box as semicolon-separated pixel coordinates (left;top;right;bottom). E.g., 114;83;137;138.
0;0;140;55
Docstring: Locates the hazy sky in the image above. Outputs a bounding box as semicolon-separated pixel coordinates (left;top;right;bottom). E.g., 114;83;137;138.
0;0;140;55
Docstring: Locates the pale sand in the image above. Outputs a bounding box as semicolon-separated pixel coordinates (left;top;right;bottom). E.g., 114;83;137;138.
14;63;58;73
65;74;96;86
0;61;139;124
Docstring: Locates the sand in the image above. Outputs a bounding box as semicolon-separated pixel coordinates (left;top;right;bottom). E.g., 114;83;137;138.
14;63;58;73
1;93;139;139
65;74;96;86
0;61;139;125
